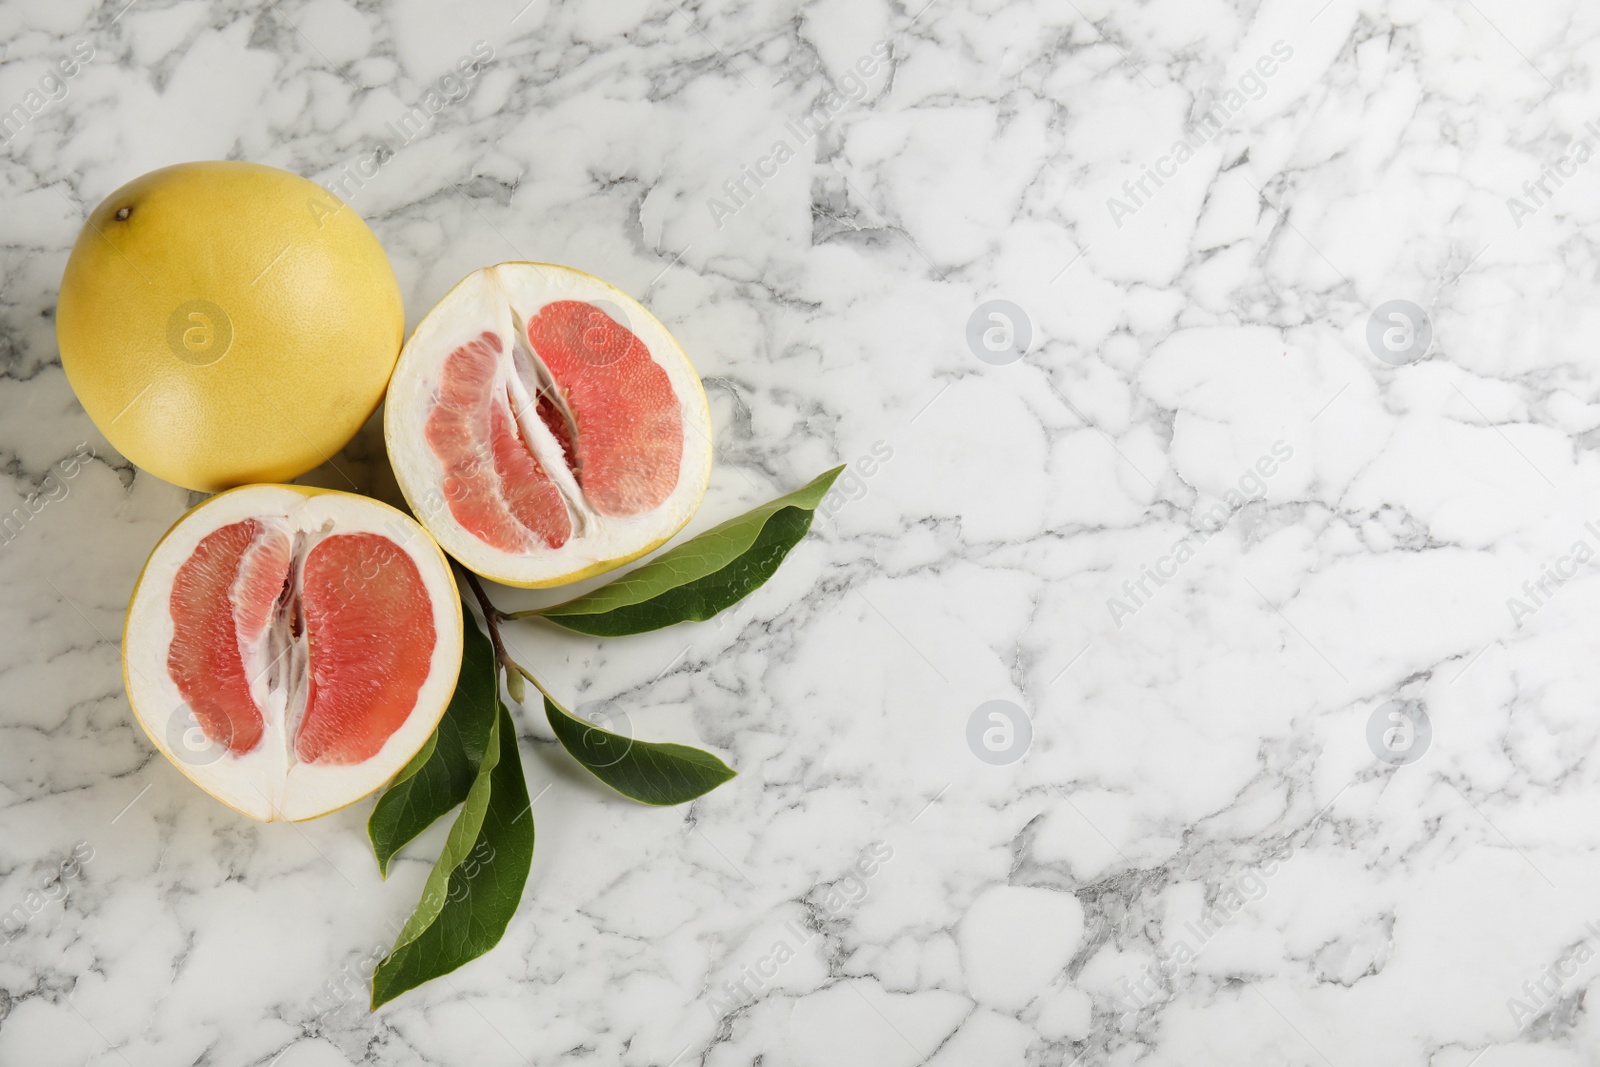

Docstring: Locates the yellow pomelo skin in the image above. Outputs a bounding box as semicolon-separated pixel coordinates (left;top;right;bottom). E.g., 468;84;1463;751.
58;161;405;492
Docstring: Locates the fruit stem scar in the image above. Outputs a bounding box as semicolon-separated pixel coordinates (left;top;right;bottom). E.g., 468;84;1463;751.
114;206;131;221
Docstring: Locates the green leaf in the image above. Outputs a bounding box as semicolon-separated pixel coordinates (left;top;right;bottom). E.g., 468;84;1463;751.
530;466;843;636
368;599;498;877
371;702;534;1008
543;692;735;805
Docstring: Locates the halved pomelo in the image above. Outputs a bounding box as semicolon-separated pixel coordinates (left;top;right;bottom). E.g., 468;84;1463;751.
384;263;713;587
122;485;463;822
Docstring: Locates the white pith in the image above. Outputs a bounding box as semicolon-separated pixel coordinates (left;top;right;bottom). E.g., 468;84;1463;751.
124;486;463;822
385;263;713;586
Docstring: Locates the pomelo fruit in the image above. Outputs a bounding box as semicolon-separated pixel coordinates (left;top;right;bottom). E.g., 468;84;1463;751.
384;263;712;588
57;161;405;492
123;485;462;822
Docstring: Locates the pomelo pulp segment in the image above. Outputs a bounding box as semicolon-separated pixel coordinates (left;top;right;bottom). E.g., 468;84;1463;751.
123;485;462;821
385;263;712;587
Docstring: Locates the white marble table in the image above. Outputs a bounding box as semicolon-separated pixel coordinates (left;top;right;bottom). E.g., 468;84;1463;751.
3;0;1599;1063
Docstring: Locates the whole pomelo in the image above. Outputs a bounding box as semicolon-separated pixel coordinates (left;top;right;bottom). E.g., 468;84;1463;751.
57;161;404;492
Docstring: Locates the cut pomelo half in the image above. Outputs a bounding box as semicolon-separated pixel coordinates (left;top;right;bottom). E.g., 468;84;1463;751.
385;263;713;587
122;485;463;822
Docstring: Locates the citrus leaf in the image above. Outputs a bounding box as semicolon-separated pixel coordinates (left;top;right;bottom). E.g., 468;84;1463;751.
544;692;735;805
531;465;843;636
368;599;498;878
371;701;533;1008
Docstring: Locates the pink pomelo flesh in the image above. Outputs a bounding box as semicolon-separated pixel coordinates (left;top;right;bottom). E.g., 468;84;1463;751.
166;519;437;765
426;332;571;553
167;520;280;756
424;301;684;552
527;301;684;517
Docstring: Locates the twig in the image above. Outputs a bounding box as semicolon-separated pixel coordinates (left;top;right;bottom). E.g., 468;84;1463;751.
456;564;551;703
459;565;514;670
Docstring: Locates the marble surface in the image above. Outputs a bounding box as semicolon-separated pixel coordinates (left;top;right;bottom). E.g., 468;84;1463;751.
4;0;1600;1063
